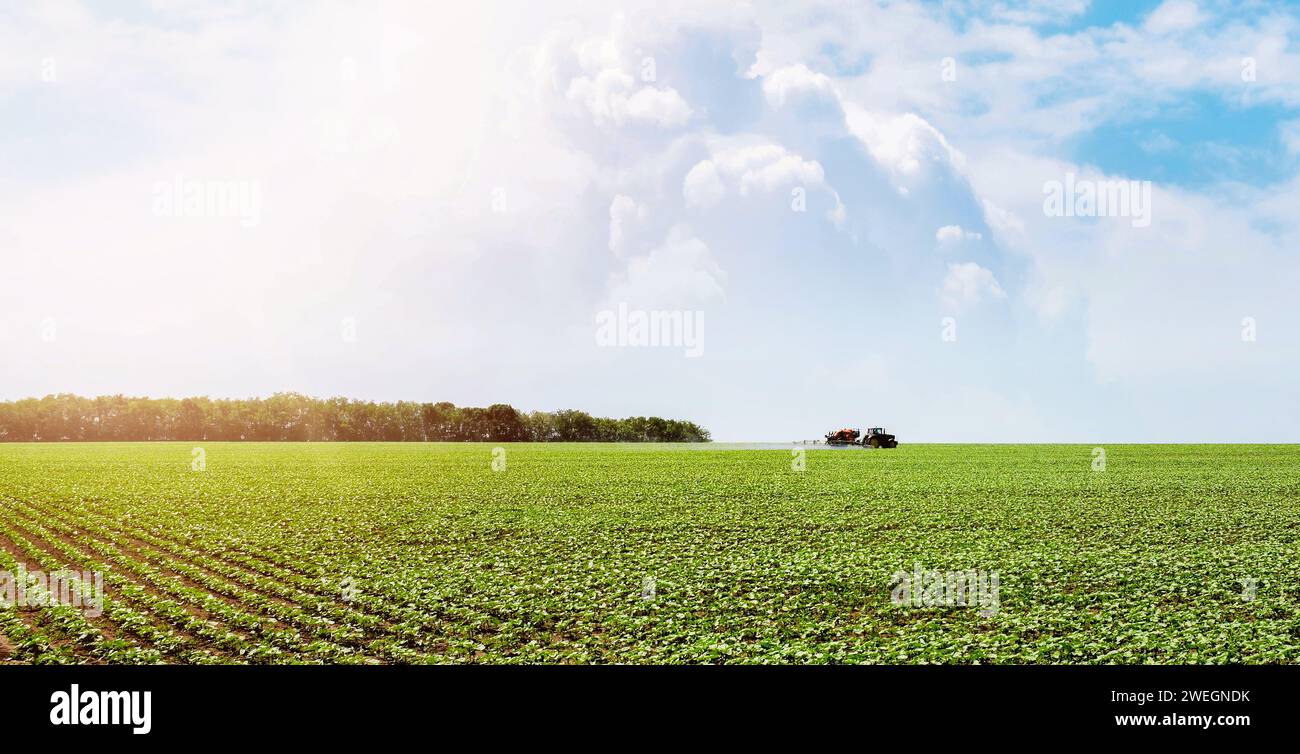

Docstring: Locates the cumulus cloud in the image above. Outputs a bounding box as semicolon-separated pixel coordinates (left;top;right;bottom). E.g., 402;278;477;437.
1281;119;1300;155
981;0;1091;26
1144;0;1204;34
682;160;727;209
941;262;1006;309
566;69;692;128
844;105;965;183
981;199;1025;238
605;225;725;310
721;144;823;195
760;63;837;109
608;194;646;256
682;141;844;224
936;225;983;243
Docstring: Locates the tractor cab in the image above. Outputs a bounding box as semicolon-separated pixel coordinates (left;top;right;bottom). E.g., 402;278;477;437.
861;427;898;448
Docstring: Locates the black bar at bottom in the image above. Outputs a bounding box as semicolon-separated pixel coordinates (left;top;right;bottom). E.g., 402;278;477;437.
0;665;1287;741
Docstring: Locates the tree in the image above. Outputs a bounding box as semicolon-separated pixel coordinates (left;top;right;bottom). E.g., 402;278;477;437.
177;398;208;441
485;404;528;441
0;395;710;443
551;410;596;441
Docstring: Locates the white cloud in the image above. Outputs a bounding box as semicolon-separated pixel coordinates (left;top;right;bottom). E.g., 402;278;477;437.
936;225;982;243
966;142;1300;382
625;86;692;126
608;194;646;256
981;199;1025;238
683;142;843;223
723;144;825;195
1281;119;1300;155
941;262;1006;309
1144;1;1203;34
844;105;965;182
683;160;726;209
983;0;1091;26
606;225;725;309
566;68;692;128
760;63;837;109
1034;284;1070;320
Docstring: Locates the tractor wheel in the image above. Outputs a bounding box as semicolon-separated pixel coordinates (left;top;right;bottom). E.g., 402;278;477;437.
868;437;881;448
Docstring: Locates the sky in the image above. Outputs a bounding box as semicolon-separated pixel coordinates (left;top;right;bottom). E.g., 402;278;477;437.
2;0;1299;442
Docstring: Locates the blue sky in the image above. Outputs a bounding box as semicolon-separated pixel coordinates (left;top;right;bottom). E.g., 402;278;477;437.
2;0;1299;441
1069;91;1300;187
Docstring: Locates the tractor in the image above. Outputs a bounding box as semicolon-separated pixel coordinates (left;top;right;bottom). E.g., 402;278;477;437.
861;427;898;448
822;426;898;448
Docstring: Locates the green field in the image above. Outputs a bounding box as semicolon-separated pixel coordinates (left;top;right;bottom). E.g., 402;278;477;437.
1;442;1298;664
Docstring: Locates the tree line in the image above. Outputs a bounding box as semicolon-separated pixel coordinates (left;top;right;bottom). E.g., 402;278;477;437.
0;394;711;443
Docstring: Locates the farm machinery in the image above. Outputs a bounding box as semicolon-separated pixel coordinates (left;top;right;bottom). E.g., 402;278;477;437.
824;427;861;446
823;427;898;448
